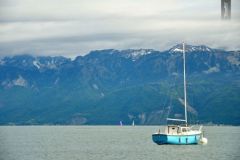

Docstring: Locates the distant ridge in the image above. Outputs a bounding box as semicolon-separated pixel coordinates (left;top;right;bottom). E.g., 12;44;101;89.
0;44;239;125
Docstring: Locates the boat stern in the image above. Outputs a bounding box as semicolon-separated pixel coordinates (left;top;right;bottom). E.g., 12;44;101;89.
152;133;168;145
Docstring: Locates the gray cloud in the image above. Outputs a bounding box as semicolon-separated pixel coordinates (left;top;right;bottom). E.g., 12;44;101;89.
0;0;240;58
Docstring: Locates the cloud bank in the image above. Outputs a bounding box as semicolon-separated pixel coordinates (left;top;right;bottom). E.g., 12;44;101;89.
0;0;240;57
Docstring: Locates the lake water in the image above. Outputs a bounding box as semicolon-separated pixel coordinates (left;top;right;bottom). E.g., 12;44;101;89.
0;126;239;160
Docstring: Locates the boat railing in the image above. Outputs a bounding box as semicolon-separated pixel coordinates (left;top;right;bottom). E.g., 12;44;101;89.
190;125;203;131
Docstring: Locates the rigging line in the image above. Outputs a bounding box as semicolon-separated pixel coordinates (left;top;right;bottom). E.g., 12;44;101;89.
172;52;181;111
160;81;172;124
148;83;168;124
188;85;193;124
172;50;186;121
189;82;198;124
158;74;176;124
166;93;173;121
166;53;181;123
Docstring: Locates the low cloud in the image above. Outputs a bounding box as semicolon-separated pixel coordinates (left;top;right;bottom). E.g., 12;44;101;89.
0;0;240;57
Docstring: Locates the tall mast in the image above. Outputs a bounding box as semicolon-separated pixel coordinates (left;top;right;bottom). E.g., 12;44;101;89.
183;42;188;125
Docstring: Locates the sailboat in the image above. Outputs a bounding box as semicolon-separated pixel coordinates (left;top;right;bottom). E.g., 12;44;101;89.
132;120;135;126
152;43;207;145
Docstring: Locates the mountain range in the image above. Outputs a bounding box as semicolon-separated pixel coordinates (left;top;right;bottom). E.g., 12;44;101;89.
0;44;239;125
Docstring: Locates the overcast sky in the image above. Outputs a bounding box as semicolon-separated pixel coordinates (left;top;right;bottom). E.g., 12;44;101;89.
0;0;240;58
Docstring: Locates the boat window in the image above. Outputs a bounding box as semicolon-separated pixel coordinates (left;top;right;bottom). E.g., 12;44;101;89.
182;128;186;132
172;128;175;130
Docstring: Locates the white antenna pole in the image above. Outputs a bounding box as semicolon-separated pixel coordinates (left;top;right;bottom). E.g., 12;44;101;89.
183;42;188;125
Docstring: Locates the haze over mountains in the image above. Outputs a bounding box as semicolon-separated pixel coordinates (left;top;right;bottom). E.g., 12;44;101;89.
0;44;239;125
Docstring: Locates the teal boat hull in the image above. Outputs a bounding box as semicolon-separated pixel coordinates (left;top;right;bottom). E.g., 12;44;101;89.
152;133;201;145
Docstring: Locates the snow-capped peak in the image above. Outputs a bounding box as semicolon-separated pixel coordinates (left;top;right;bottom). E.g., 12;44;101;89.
121;49;155;61
169;44;213;53
33;60;41;69
128;49;153;57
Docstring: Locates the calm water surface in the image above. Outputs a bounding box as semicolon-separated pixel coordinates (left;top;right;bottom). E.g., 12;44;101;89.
0;126;239;160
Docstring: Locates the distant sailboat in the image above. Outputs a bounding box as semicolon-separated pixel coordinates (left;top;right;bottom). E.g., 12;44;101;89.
152;43;208;145
120;121;123;126
132;120;135;126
